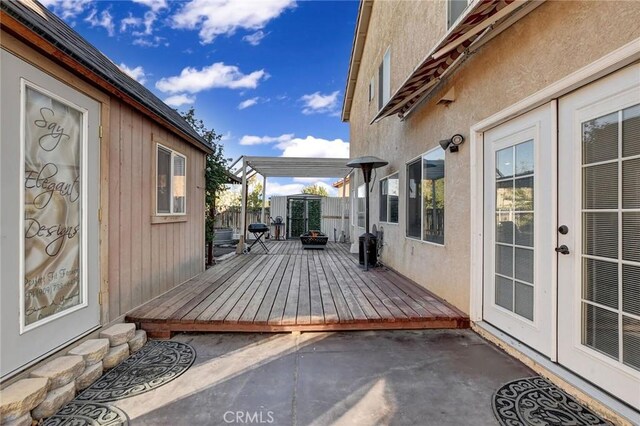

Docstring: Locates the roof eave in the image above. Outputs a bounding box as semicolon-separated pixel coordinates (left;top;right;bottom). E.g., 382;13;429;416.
0;3;214;154
341;0;374;123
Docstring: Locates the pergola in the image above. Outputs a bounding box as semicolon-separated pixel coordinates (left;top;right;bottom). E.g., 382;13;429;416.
233;156;353;250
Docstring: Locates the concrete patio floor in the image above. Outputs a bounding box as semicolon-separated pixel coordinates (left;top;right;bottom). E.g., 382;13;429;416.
110;330;533;425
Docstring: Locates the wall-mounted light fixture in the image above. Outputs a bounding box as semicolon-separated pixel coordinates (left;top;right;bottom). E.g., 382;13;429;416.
439;134;465;153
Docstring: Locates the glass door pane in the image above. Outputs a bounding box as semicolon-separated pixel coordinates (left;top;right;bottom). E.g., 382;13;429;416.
495;140;535;321
581;104;640;371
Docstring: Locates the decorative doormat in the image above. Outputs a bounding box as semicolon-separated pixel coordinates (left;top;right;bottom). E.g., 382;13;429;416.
44;341;195;425
492;376;612;426
43;402;129;426
76;340;196;403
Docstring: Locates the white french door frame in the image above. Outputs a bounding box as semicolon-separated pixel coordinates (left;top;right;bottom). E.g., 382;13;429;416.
470;39;640;365
482;104;556;358
557;64;640;408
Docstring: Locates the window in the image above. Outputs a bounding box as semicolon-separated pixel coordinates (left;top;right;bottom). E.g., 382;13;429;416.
423;149;445;244
379;173;399;223
378;48;391;110
369;77;375;103
406;147;446;244
156;144;186;215
407;160;422;238
448;0;470;29
357;184;366;228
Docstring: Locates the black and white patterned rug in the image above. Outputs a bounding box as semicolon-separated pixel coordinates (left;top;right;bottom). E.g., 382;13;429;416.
492;376;612;426
43;402;129;426
76;340;195;402
44;341;195;425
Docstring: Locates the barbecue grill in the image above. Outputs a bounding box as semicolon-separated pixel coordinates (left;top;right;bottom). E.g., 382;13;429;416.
244;223;269;253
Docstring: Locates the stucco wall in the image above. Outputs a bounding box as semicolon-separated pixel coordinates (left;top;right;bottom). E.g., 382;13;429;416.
348;0;640;313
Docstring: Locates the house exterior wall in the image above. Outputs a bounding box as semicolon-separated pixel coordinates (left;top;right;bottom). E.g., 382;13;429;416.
348;0;640;313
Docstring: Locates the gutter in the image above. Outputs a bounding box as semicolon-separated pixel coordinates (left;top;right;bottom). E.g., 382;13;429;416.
341;0;374;123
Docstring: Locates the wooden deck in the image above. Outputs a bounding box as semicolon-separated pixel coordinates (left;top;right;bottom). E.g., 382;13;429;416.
126;241;469;338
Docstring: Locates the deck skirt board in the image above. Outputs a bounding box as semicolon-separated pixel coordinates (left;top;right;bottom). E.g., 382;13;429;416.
126;241;469;336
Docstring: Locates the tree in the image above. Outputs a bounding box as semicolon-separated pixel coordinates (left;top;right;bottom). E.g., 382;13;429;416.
302;184;329;197
180;107;230;265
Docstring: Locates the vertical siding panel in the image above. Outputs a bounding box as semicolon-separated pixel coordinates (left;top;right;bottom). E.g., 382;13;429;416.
108;101;120;319
141;119;152;302
198;153;205;272
119;106;132;315
187;146;193;280
174;223;180;286
130;112;142;309
193;150;199;277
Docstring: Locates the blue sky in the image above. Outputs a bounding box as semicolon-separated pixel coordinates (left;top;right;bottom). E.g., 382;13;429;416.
42;0;359;196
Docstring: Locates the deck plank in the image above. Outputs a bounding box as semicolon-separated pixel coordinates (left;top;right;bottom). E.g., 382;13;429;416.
126;241;470;335
181;256;267;322
296;255;312;325
253;255;291;324
267;254;296;325
318;254;354;323
313;251;339;324
281;255;302;325
308;253;326;324
224;255;284;323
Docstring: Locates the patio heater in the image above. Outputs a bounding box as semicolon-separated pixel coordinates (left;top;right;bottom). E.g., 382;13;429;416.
347;156;388;271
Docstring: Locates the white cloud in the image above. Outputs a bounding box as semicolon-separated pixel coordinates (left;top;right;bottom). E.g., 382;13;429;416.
264;182;304;197
132;11;157;36
264;181;337;197
85;9;115;36
238;97;259;110
120;14;142;32
238;134;349;158
118;63;147;84
239;134;294;146
40;0;90;19
132;0;167;12
132;36;167;47
278;136;349;158
171;0;295;44
293;177;330;183
300;91;340;115
164;94;196;107
156;63;267;94
121;10;157;37
243;30;268;46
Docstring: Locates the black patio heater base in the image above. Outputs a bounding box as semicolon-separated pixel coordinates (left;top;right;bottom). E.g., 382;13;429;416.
347;155;388;271
358;232;377;267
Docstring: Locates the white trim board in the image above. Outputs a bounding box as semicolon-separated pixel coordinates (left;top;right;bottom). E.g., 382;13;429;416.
469;37;640;322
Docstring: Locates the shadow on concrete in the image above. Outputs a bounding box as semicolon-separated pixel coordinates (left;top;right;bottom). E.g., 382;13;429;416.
110;330;533;425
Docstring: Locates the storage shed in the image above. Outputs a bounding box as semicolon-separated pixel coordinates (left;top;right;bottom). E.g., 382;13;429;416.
0;0;212;380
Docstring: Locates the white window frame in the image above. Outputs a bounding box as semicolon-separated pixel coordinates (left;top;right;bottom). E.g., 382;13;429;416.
405;147;446;246
378;48;391;111
156;143;187;216
356;183;366;228
447;0;472;29
369;77;375;103
379;172;399;224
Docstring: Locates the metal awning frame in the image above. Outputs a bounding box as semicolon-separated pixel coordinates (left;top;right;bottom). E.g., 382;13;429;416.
233;156;353;252
372;0;534;123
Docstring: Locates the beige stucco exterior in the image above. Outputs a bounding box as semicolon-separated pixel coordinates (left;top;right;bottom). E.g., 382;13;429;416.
346;0;640;313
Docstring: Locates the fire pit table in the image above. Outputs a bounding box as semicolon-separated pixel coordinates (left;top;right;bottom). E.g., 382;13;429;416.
300;230;328;249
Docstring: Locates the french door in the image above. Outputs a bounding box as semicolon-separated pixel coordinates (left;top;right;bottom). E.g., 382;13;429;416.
557;63;640;408
483;103;555;357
